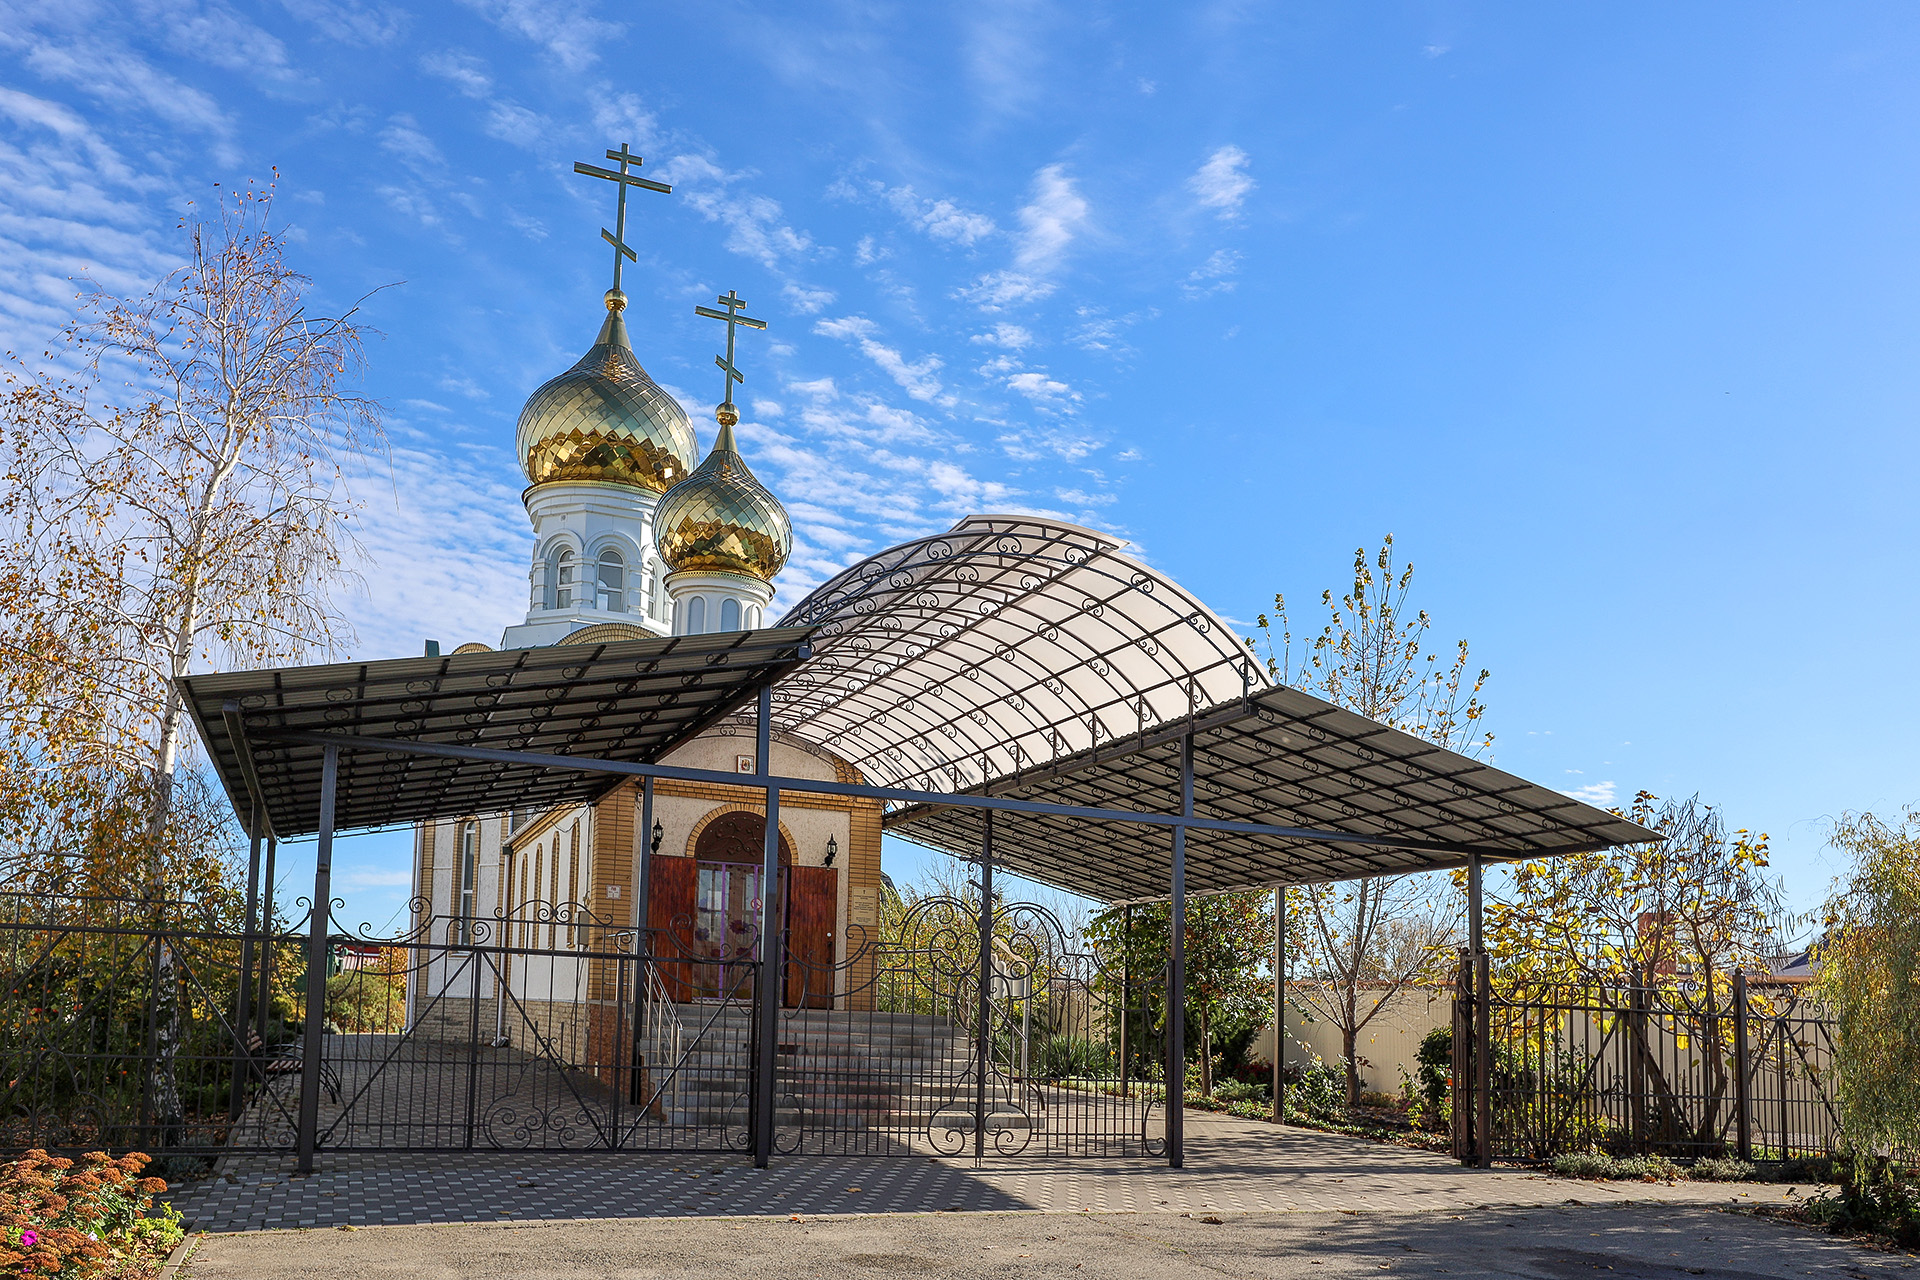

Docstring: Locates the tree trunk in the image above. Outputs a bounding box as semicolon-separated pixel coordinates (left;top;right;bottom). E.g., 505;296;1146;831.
1200;1004;1213;1096
1343;1025;1360;1106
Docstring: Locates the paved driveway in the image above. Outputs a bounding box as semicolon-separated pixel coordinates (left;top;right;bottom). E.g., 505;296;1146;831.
169;1111;1804;1233
183;1202;1899;1280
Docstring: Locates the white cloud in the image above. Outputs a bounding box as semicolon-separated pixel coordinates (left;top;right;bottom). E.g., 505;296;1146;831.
955;269;1055;311
1014;164;1087;270
925;460;1016;513
814;315;945;402
12;38;237;161
1189;145;1254;219
663;154;814;269
589;92;659;152
339;866;414;889
457;0;622;71
483;101;547;149
971;323;1032;349
864;182;996;246
1563;780;1617;807
379;114;445;166
421;49;492;98
853;235;885;267
781;282;834;314
377;184;443;227
1182;248;1242;298
1055;487;1115;506
279;0;409;44
1006;371;1076;403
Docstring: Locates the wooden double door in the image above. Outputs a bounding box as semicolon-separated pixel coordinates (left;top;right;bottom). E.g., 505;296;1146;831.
647;811;838;1009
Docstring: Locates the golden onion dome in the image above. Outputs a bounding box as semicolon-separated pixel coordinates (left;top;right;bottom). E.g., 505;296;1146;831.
515;290;699;492
654;404;792;582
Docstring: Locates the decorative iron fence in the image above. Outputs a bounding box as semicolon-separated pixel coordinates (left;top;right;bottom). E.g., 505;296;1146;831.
1451;953;1840;1165
0;891;308;1156
1;888;1169;1163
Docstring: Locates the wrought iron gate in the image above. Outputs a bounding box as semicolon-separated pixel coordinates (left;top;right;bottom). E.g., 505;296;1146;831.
2;889;1169;1161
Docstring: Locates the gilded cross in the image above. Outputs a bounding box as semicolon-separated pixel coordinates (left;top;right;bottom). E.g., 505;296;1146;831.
694;290;768;406
572;143;671;295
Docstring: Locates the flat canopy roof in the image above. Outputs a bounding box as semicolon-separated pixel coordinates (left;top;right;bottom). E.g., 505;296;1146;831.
883;684;1656;901
179;628;813;839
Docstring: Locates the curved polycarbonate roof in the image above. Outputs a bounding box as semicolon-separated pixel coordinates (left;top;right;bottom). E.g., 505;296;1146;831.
772;515;1266;796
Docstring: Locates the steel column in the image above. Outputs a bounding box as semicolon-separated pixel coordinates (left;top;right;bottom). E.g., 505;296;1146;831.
1467;851;1483;956
1272;884;1286;1124
256;834;277;1042
295;745;338;1175
1167;732;1191;1168
627;776;655;1123
228;811;263;1119
1467;851;1491;1165
1118;904;1131;1098
1733;969;1752;1161
751;685;782;1168
1474;950;1492;1168
974;810;994;1160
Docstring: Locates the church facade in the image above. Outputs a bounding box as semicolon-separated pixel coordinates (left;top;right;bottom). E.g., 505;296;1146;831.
404;280;886;1042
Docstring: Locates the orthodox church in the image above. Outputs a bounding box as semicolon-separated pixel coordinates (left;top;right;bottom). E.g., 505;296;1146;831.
406;256;884;1030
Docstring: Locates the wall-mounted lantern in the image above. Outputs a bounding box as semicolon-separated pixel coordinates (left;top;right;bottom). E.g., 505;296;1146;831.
651;819;664;854
823;834;838;867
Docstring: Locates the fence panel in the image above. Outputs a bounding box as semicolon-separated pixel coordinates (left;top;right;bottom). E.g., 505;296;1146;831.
1456;971;1839;1164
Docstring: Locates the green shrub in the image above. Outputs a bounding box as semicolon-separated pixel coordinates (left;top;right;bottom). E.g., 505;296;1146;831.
1032;1034;1107;1081
1549;1151;1687;1182
1550;1151;1618;1180
1693;1156;1757;1182
1284;1061;1346;1124
1414;1025;1451;1129
1213;1079;1264;1104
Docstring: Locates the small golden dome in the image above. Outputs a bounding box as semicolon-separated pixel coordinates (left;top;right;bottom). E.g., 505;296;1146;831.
558;622;652;645
654;406;792;582
515;292;699;492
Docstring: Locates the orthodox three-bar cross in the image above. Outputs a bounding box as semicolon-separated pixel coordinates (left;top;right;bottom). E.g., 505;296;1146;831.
573;143;671;295
695;290;767;406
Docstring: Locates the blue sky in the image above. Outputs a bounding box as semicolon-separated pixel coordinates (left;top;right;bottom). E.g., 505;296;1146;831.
4;2;1917;934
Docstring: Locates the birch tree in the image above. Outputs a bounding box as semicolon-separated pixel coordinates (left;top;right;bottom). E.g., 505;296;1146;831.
0;182;383;890
1253;536;1484;1104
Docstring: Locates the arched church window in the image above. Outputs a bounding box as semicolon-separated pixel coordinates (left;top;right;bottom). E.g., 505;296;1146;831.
687;596;707;634
653;563;667;620
551;548;575;609
746;604;761;629
596;549;625;613
720;597;741;632
456;819;479;945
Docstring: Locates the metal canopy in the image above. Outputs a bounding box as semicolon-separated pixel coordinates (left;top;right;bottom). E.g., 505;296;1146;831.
880;684;1658;902
178;628;813;839
772;515;1263;795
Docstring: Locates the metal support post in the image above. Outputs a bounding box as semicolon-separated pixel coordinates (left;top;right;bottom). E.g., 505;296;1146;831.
1732;969;1752;1161
974;810;994;1161
1474;949;1492;1168
1167;732;1191;1169
256;835;277;1042
1467;851;1483;957
229;812;263;1119
1272;884;1286;1124
295;746;338;1175
1118;904;1131;1098
628;776;655;1116
751;685;782;1168
1466;852;1491;1166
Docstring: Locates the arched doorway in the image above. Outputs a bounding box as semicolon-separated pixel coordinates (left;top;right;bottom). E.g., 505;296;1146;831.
689;813;792;1001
